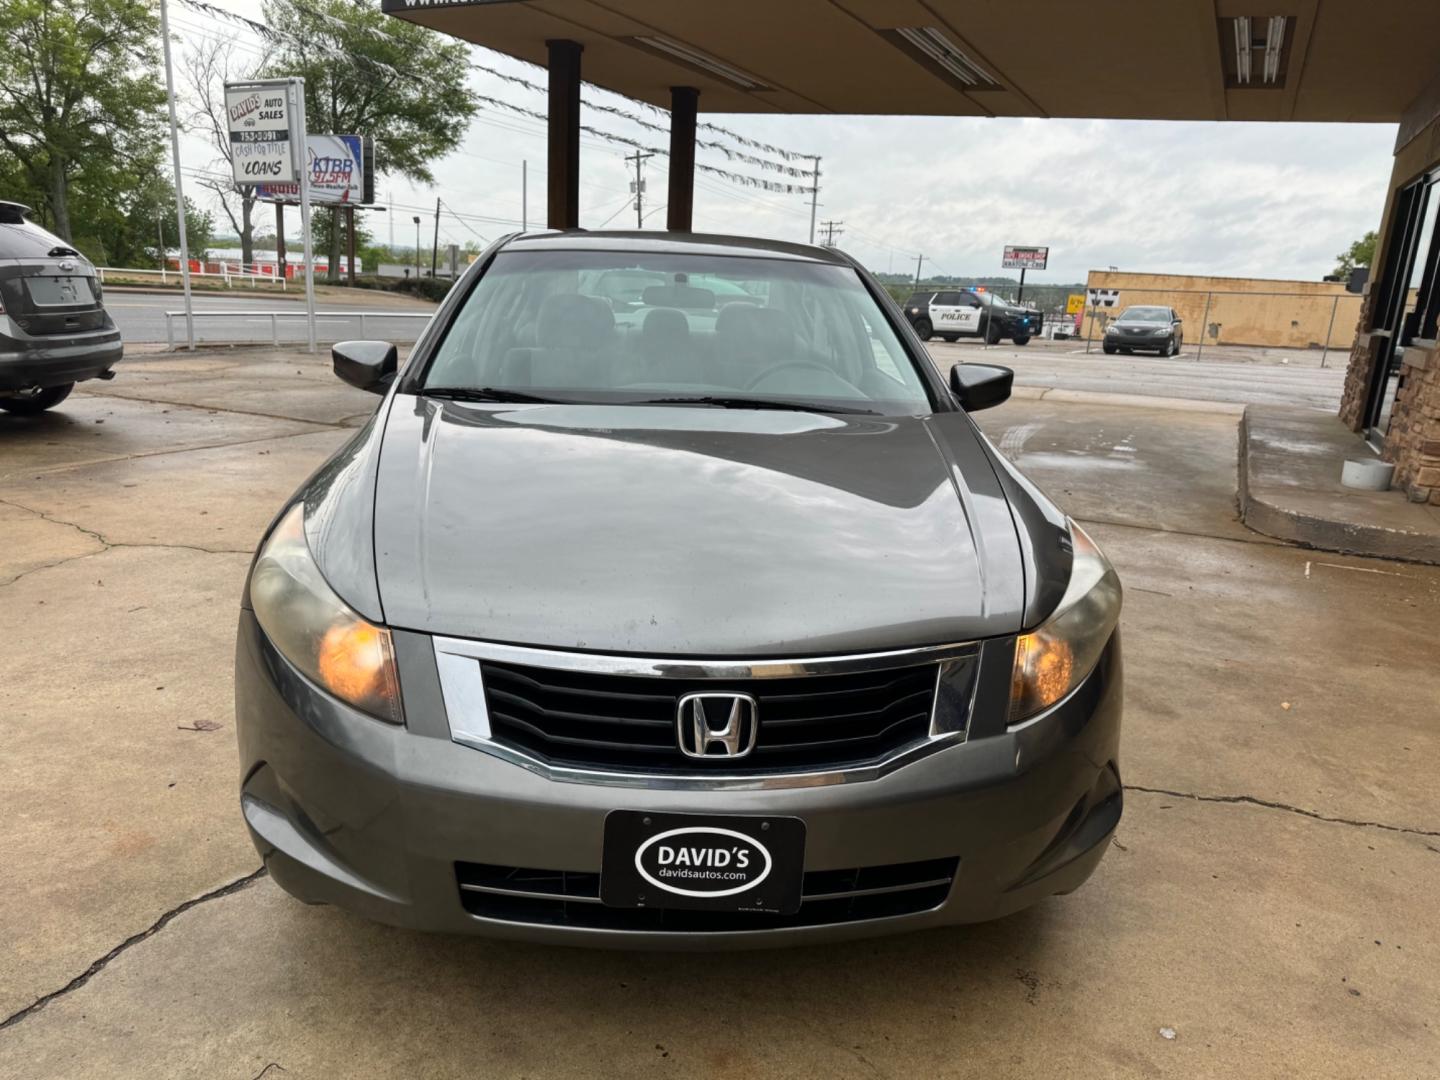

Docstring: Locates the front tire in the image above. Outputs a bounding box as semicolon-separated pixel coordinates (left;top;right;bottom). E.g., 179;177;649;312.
914;319;933;342
1012;335;1031;346
940;333;959;343
984;320;1003;345
0;382;74;415
1102;342;1117;355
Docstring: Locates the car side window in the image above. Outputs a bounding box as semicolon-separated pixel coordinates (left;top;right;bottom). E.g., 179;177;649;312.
934;291;959;306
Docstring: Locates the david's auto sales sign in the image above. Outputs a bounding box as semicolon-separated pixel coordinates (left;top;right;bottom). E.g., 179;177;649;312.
256;135;368;205
225;84;297;184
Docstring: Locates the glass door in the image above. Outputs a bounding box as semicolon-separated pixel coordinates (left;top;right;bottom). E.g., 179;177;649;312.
1364;169;1440;447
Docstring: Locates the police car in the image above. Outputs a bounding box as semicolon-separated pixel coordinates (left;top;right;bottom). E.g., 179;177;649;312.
903;288;1043;346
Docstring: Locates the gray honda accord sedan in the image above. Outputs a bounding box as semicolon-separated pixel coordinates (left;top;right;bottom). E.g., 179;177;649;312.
235;231;1123;947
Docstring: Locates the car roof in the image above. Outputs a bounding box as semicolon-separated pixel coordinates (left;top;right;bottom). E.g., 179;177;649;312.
500;230;851;265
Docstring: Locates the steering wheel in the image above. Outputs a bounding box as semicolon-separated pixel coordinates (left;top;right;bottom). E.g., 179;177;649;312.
744;361;840;392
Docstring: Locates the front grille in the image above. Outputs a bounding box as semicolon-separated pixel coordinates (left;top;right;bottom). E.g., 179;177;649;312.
480;660;940;772
456;857;959;932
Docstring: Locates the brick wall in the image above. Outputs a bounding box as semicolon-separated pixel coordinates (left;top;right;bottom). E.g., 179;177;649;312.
1383;341;1440;504
1338;292;1378;430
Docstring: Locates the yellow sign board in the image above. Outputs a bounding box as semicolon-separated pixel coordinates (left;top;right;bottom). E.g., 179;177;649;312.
1065;293;1086;315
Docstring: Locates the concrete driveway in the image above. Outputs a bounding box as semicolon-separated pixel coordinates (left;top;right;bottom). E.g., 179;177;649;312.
2;350;1437;1078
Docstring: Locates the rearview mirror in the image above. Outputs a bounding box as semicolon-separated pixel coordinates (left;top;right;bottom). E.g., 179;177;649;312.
949;363;1013;411
333;340;398;394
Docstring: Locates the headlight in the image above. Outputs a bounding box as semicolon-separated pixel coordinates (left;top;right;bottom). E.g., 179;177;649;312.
1009;521;1121;723
1105;324;1118;334
249;503;402;723
1152;327;1171;336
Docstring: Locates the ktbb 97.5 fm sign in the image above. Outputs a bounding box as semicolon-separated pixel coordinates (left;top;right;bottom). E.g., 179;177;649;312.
256;135;375;206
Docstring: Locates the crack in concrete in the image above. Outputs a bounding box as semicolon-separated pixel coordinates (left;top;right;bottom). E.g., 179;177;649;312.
2;424;343;484
1126;784;1440;839
0;867;267;1033
0;497;252;580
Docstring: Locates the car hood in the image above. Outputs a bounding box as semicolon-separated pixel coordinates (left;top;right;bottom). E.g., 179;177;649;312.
363;397;1029;656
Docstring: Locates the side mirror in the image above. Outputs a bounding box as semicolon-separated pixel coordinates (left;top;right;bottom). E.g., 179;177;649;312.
949;363;1013;411
332;340;398;394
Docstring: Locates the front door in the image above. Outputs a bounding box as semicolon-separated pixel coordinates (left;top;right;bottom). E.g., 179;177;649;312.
1363;171;1440;446
931;291;982;335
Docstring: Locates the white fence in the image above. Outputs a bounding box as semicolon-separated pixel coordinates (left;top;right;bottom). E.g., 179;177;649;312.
165;309;432;349
97;265;286;289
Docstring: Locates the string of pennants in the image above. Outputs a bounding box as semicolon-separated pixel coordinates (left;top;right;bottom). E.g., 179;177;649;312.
192;0;817;180
285;0;815;165
471;93;816;194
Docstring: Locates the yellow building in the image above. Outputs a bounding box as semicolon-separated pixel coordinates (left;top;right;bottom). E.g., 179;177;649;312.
1079;271;1361;351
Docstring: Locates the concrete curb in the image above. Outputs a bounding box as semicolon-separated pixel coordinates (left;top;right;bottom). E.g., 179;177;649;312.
1238;407;1440;565
1009;384;1248;415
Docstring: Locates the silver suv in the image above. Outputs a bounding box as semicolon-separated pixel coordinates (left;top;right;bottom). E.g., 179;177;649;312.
235;231;1123;947
0;201;122;414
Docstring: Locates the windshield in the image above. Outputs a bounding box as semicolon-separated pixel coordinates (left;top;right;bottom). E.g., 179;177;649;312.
422;251;935;415
1120;306;1170;323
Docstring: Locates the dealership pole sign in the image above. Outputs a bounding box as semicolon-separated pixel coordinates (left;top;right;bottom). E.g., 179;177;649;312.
1002;245;1049;271
225;77;317;353
225;81;299;184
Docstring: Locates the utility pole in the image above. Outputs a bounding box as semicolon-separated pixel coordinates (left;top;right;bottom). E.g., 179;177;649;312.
412;215;421;278
431;196;440;278
522;160;528;231
625;150;653;228
913;253;925;288
819;219;844;248
158;0;194;348
807;156;821;245
388;194;393;250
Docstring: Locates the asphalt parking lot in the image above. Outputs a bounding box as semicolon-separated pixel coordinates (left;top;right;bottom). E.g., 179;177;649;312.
2;349;1437;1078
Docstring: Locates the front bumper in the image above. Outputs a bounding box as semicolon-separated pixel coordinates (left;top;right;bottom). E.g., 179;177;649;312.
1105;331;1171;349
235;611;1123;948
0;316;123;391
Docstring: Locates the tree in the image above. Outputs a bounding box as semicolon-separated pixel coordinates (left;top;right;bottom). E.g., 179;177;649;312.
183;35;272;266
1335;230;1378;278
262;0;477;282
0;0;167;242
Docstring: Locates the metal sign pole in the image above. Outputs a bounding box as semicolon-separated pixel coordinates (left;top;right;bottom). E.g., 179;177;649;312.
158;0;194;349
290;78;318;354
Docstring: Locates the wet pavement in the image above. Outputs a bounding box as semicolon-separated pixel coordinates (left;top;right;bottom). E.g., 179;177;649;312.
2;349;1437;1078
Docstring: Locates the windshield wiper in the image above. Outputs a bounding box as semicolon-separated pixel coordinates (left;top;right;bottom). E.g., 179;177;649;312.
635;395;878;416
420;386;565;405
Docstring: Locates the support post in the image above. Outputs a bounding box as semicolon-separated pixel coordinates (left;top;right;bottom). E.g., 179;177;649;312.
1194;291;1212;363
292;78;318;356
1017;267;1026;304
667;86;698;232
347;205;356;286
1321;294;1339;368
275;202;287;280
547;39;583;230
521;160;528;231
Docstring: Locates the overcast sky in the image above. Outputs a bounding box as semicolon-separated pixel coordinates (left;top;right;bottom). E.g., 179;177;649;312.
174;0;1398;282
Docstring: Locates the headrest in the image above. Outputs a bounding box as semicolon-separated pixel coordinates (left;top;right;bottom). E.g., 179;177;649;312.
642;284;715;310
536;293;614;349
642;307;690;342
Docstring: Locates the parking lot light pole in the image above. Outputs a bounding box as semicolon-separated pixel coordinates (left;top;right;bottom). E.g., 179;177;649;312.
413;216;421;277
